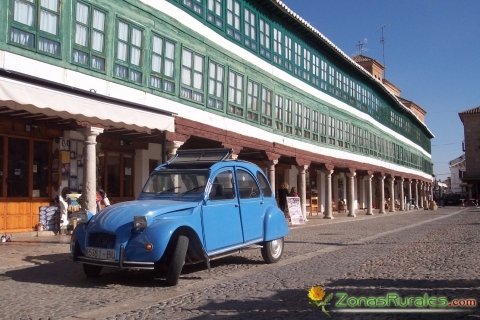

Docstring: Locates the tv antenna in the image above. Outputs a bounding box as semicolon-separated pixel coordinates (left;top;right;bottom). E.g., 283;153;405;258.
356;38;368;55
379;25;387;75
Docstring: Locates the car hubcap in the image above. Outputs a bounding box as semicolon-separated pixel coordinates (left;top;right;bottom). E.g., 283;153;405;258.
270;239;283;258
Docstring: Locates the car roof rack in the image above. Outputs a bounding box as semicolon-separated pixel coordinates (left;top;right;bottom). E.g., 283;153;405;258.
166;148;233;167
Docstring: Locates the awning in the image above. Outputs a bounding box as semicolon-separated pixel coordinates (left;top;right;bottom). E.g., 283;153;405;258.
0;75;175;133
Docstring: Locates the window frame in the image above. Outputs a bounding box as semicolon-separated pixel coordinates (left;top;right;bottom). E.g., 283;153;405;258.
9;0;62;57
260;86;272;127
284;97;293;134
182;0;204;17
274;93;284;131
272;27;282;65
243;6;257;51
259;17;271;59
150;33;177;94
206;0;223;29
207;59;225;110
227;69;244;117
72;1;107;72
114;18;144;84
180;47;205;103
226;0;241;42
303;104;311;139
246;78;260;122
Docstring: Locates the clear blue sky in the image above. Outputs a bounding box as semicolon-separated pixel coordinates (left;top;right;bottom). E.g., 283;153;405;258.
282;0;480;181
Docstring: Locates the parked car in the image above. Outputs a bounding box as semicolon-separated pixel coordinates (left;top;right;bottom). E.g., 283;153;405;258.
70;149;289;285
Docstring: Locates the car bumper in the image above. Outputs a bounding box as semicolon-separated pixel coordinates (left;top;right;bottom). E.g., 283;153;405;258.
75;245;156;270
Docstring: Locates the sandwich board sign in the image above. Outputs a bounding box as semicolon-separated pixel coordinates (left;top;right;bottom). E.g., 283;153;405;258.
286;196;305;225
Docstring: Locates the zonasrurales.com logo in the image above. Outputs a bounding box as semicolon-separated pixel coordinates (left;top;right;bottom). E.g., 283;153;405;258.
307;285;333;317
307;285;477;317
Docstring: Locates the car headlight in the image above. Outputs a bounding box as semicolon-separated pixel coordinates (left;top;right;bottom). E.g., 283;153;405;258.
133;216;147;231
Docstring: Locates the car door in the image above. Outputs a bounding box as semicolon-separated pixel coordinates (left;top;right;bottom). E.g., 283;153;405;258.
235;168;264;243
201;168;244;253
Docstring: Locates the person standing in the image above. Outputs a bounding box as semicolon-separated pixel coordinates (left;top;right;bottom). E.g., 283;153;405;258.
278;182;289;212
289;187;298;197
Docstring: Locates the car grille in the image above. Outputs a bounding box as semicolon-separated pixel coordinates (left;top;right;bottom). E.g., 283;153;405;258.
87;232;116;249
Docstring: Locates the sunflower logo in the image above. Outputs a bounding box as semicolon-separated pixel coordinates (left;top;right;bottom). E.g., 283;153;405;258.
308;285;333;317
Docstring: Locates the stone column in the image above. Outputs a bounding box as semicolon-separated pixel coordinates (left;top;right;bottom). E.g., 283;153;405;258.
415;180;419;209
366;173;373;215
265;152;280;196
419;182;424;208
166;140;185;160
347;170;356;217
268;160;278;196
324;169;334;219
427;183;432;207
319;171;326;214
399;177;405;211
299;164;309;221
379;174;386;214
408;179;412;211
82;126;104;214
389;176;395;212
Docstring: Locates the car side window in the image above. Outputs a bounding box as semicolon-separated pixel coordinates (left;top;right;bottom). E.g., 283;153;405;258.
209;170;235;200
256;171;273;197
236;169;260;199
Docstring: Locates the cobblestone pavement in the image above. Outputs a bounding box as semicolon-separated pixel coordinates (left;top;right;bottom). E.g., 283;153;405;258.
0;207;478;320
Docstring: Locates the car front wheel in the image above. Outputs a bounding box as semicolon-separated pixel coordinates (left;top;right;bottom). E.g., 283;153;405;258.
261;237;284;263
165;235;189;286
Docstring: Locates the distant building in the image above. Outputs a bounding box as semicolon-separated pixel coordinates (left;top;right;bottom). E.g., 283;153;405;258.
448;154;466;194
459;106;480;199
433;180;448;200
444;177;452;193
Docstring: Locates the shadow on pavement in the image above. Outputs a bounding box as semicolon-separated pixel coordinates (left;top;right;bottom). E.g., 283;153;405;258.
3;251;264;289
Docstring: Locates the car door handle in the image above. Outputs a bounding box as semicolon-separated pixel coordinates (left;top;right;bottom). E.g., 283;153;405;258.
235;204;239;207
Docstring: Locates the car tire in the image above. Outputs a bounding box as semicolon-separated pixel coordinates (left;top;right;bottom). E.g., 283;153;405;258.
83;264;102;277
261;237;284;264
165;235;189;286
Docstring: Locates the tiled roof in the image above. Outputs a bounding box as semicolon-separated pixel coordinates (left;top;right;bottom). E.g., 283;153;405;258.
352;55;375;63
352;54;384;67
459;106;480;115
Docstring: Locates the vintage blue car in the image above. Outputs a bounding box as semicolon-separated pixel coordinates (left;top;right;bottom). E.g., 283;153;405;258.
71;149;289;285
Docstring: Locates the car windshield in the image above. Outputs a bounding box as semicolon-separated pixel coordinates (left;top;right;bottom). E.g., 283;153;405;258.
142;169;209;200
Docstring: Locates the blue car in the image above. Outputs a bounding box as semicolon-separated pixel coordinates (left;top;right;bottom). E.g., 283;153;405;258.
71;149;289;285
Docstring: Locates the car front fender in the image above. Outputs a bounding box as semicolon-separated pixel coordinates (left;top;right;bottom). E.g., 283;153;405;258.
124;216;204;263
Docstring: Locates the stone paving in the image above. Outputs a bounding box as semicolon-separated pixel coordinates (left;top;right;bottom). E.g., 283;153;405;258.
0;207;478;320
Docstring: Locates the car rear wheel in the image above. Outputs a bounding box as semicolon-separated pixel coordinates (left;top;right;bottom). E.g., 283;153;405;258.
83;264;102;277
165;235;189;286
261;237;284;263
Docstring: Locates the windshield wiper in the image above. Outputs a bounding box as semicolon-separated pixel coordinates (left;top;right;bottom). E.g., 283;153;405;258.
182;185;206;195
